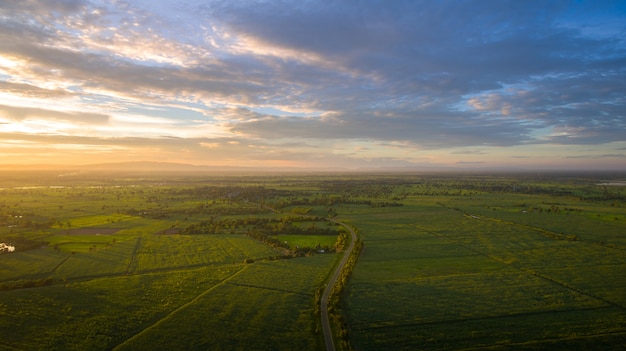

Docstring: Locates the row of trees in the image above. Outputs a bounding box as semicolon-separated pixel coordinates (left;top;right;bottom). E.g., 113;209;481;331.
182;216;340;236
328;229;362;351
0;210;56;230
270;196;404;210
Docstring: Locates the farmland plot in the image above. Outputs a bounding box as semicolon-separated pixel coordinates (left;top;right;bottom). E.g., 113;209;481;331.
343;193;626;350
50;240;136;279
133;234;281;272
0;249;67;283
2;174;624;350
0;180;342;351
270;234;337;250
0;266;241;351
114;255;335;351
1;233;336;351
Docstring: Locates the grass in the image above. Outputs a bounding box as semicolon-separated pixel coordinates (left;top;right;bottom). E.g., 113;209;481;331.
50;242;135;279
1;174;624;350
0;248;67;282
0;265;242;351
341;189;626;350
115;283;317;351
114;255;335;351
53;214;135;228
0;244;336;351
0;181;343;351
133;234;281;272
271;234;337;249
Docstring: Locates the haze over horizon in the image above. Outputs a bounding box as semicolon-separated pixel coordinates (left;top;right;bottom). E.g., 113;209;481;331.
1;1;625;171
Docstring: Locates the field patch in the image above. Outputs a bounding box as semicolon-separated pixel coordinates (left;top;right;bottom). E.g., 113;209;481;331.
2;174;624;350
0;248;67;283
0;265;241;351
270;234;337;250
134;234;282;272
342;187;626;350
61;228;121;235
114;256;335;351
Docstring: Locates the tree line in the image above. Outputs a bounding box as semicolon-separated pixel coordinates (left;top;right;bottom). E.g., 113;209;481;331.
182;215;340;237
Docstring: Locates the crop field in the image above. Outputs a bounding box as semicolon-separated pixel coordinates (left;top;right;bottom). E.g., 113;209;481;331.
114;255;335;351
131;234;280;272
1;172;625;350
0;178;344;351
1;265;242;351
271;234;337;250
341;176;626;350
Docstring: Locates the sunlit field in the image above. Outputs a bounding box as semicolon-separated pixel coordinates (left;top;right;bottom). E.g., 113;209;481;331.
341;176;626;350
1;171;625;350
0;175;342;351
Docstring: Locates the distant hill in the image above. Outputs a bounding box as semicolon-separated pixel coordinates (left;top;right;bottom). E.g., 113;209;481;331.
0;161;350;175
83;161;205;173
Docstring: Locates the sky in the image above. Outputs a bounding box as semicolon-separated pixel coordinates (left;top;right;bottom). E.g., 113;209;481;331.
1;0;625;171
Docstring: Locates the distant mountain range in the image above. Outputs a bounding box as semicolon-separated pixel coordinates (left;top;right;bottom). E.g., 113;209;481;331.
2;162;622;175
0;161;350;174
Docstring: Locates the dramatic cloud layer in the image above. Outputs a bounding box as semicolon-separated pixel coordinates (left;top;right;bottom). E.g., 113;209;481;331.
1;0;625;170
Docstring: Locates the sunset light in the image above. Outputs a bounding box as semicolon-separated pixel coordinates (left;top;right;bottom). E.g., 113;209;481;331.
1;1;625;171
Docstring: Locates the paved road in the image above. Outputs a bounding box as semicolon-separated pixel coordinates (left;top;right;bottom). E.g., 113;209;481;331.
321;219;358;351
260;204;358;350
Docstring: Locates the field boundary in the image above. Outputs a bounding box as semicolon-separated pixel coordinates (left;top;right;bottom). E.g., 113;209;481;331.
457;207;626;251
50;256;70;274
125;236;142;274
227;281;310;296
414;224;626;312
111;265;247;350
459;330;626;351
351;305;612;329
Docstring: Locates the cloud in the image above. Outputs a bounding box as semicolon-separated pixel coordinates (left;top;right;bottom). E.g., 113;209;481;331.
0;0;625;169
450;149;488;155
565;153;626;159
456;161;487;165
0;104;109;125
228;108;535;149
199;142;220;149
0;82;74;99
0;131;428;169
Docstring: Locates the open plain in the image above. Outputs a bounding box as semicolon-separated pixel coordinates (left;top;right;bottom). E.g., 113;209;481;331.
1;171;625;350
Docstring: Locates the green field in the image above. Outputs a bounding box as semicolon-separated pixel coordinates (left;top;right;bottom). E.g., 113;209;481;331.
1;172;625;350
271;234;337;250
341;179;626;350
0;180;343;350
114;255;334;351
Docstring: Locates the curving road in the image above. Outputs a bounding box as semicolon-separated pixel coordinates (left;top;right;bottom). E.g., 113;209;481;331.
261;204;358;350
321;219;357;351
